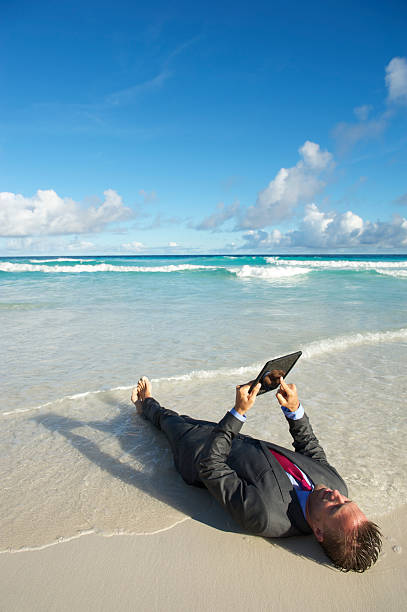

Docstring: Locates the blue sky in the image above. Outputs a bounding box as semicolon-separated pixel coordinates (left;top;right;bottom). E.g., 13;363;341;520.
1;0;407;254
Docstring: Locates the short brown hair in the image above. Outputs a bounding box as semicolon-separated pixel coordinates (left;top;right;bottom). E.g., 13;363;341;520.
321;520;382;572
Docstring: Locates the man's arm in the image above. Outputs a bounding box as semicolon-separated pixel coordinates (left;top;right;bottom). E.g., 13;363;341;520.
198;383;269;534
276;378;328;464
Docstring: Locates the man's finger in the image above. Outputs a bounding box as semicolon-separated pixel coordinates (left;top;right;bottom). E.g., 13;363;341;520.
276;391;287;406
239;382;251;390
250;382;261;398
279;376;291;394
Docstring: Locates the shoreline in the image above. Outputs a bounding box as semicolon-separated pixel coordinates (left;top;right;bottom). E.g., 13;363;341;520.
0;500;400;556
1;505;405;611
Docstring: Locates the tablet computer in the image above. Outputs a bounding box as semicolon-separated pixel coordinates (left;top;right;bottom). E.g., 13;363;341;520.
247;351;302;395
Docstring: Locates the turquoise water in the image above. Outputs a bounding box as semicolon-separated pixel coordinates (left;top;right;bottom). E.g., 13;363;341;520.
1;254;406;550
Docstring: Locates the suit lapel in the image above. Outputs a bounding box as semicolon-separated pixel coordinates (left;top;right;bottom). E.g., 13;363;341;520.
258;438;348;496
259;441;312;534
260;442;311;533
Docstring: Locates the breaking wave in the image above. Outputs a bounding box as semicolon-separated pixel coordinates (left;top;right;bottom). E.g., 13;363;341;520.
230;265;311;279
29;258;96;263
265;257;407;272
375;269;407;278
1;257;406;279
0;262;219;274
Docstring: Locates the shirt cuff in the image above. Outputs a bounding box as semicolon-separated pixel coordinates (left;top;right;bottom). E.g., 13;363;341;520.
229;407;246;422
281;402;304;420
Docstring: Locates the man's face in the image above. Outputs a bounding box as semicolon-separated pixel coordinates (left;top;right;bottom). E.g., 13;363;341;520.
306;485;367;542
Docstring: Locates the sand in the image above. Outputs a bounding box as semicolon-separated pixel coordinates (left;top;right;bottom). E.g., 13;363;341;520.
1;504;405;612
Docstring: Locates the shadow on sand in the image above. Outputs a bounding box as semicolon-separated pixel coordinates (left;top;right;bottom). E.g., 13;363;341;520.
34;393;330;569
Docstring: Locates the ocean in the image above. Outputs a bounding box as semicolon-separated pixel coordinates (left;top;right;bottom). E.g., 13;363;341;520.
1;254;406;552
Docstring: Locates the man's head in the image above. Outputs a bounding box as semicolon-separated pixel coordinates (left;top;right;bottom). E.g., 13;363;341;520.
306;485;382;572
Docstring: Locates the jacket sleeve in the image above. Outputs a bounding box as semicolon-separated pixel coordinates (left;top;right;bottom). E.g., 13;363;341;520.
286;412;328;464
198;412;268;534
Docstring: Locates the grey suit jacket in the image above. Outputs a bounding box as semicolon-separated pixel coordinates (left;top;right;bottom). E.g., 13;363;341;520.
198;412;348;538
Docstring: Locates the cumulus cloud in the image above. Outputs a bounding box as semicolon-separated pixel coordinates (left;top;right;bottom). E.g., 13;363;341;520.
168;241;178;247
67;240;96;251
241;229;285;250
241;204;407;250
121;240;145;251
358;215;407;246
299;141;333;170
385;57;407;104
238;141;333;230
195;142;333;233
195;201;240;231
0;189;133;237
288;204;364;248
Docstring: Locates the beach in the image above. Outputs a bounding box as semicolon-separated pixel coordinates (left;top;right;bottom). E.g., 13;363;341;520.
1;507;406;611
1;254;406;609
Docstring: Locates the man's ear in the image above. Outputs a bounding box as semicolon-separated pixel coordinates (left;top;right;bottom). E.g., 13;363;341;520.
313;526;324;543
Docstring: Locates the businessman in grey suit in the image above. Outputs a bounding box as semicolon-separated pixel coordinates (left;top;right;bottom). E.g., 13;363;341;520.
131;375;381;572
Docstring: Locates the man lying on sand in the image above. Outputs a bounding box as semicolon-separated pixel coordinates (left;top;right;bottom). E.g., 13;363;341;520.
131;376;382;572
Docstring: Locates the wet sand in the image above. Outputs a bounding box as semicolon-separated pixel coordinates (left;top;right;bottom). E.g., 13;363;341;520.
1;505;405;612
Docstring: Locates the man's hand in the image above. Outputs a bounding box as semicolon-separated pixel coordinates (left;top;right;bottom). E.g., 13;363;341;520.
234;382;261;416
276;377;299;412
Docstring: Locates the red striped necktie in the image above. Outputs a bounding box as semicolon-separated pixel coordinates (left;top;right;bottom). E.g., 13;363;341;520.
270;449;312;491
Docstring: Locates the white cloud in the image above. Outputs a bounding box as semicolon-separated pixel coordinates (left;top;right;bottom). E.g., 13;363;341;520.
333;116;387;152
5;237;43;251
139;189;158;204
122;241;145;251
385;57;407;104
168;242;178;247
242;229;285;249
104;36;200;107
299;141;333;170
193;142;333;233
3;236;97;254
239;141;333;229
68;240;96;251
353;105;373;121
289;204;364;248
358;215;407;246
0;189;133;237
106;70;171;106
241;204;407;250
333;56;407;151
195;201;240;231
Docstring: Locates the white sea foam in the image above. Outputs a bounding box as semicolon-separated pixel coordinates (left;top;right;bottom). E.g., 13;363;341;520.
230;265;311;279
29;258;96;263
302;327;407;358
2;258;406;277
3;327;406;419
0;262;218;274
265;257;407;271
0;367;262;418
0;517;192;554
376;269;407;278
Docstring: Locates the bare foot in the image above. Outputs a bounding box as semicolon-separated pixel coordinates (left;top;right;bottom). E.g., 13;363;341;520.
131;376;152;415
